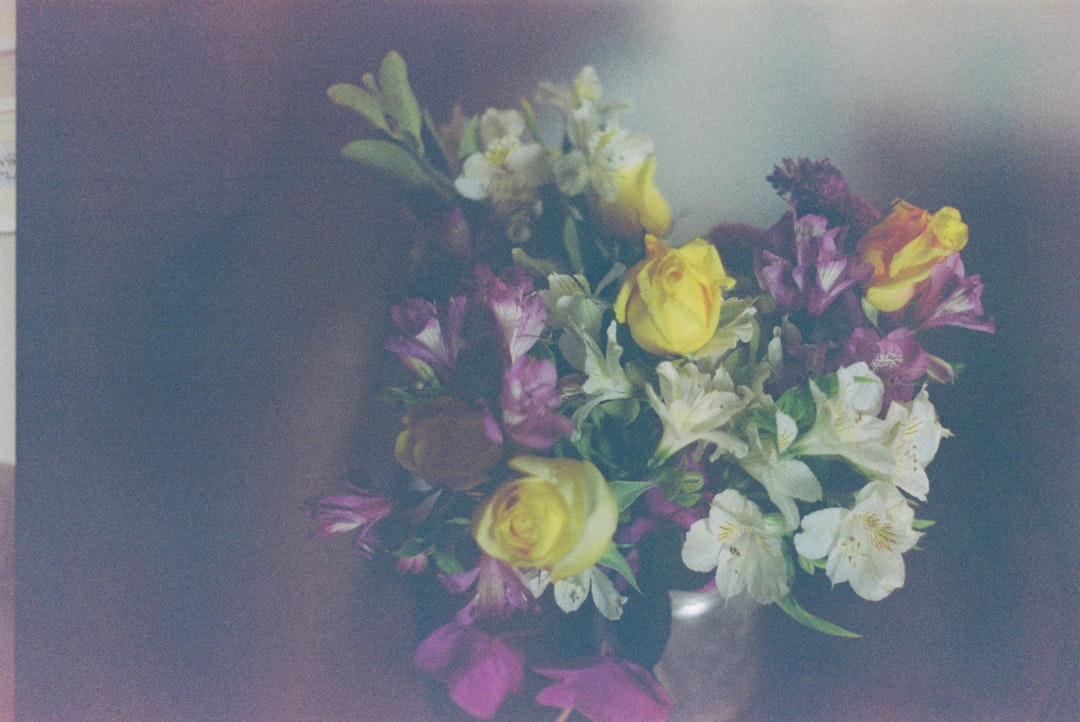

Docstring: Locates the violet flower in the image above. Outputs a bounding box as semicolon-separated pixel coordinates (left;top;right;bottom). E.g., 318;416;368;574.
414;619;525;720
534;656;674;722
895;253;996;333
441;554;535;620
309;490;394;558
474;265;547;364
386;295;466;382
500;355;574;449
755;214;872;317
838;327;929;411
767;157;880;236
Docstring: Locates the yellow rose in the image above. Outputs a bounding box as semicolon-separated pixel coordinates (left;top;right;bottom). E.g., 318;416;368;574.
857;201;969;312
395;397;502;491
472;455;617;580
614;235;736;356
596;154;673;240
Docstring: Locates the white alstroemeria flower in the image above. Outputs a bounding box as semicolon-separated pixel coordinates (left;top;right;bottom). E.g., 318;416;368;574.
587;127;654;203
454;108;552;216
540;273;607;371
682;489;790;604
873;388;952;501
553;566;627;621
737;419;822;531
568;321;638;436
794;481;922;601
788;362;898;474
647;360;748;466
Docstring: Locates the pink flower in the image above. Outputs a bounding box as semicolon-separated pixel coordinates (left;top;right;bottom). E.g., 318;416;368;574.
474;265;547;364
441;554;535;619
500;355;574;449
535;656;673;722
309;490;394;558
414;619;525;720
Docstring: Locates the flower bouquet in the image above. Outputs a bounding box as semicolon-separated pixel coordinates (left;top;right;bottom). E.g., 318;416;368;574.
311;52;994;721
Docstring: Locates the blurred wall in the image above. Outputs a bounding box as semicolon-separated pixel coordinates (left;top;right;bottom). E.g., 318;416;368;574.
16;1;1079;720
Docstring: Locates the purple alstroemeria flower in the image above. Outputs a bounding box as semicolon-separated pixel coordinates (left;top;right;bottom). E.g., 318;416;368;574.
894;253;996;334
766;157;880;237
838;327;929;411
309;490;394;558
386;295;467;382
755;214;872;317
474;265;547;364
534;656;674;722
414;619;525;720
796;216;875;317
440;554;535;620
500;355;574;450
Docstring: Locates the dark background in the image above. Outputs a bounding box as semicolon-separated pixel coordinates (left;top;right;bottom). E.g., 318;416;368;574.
16;1;1079;720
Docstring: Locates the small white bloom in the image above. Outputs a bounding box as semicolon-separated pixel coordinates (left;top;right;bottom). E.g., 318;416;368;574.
553;566;627;621
540;273;607;371
454;108;552;216
874;388;952;501
587;127;654;202
569;321;638;435
789;362;898;474
682;489;790;604
647;360;748;465
794;481;922;601
737;420;821;531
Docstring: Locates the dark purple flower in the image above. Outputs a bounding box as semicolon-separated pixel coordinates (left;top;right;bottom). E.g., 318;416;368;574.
474;265;547;363
309;490;394;558
643;486;706;531
534;656;674;722
386;295;466;381
838;327;929;410
415;619;525;720
500;356;574;449
767;157;880;236
896;253;996;333
755;214;872;317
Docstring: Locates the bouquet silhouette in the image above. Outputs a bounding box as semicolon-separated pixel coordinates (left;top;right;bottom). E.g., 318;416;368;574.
311;52;994;720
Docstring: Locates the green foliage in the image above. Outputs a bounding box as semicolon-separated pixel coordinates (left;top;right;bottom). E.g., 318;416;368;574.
599;543;640;592
376;51;424;152
775;594;861;638
340;139;431;188
608;480;656;512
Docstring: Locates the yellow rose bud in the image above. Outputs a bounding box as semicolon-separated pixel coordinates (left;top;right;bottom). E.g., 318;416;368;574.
613;235;736;356
857;201;969;312
395;397;502;491
473;455;617;580
596;154;673;240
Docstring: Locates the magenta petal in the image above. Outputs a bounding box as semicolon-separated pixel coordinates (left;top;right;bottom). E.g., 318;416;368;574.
415;621;524;720
535;656;673;722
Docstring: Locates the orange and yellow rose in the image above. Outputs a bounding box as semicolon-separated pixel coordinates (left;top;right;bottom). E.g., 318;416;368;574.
614;235;736;356
857;201;968;312
472;455;617;580
395;396;502;490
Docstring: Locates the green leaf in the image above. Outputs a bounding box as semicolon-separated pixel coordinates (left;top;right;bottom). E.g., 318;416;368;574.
797;554;817;575
431;549;464;576
776;386;815;427
775;595;861;638
608;480;655;512
458;114;480;160
599;543;640;592
378;51;424;151
327;83;390;134
563;215;585;274
911;518;936;530
520;97;544;144
341;139;431;187
511;247;563;278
